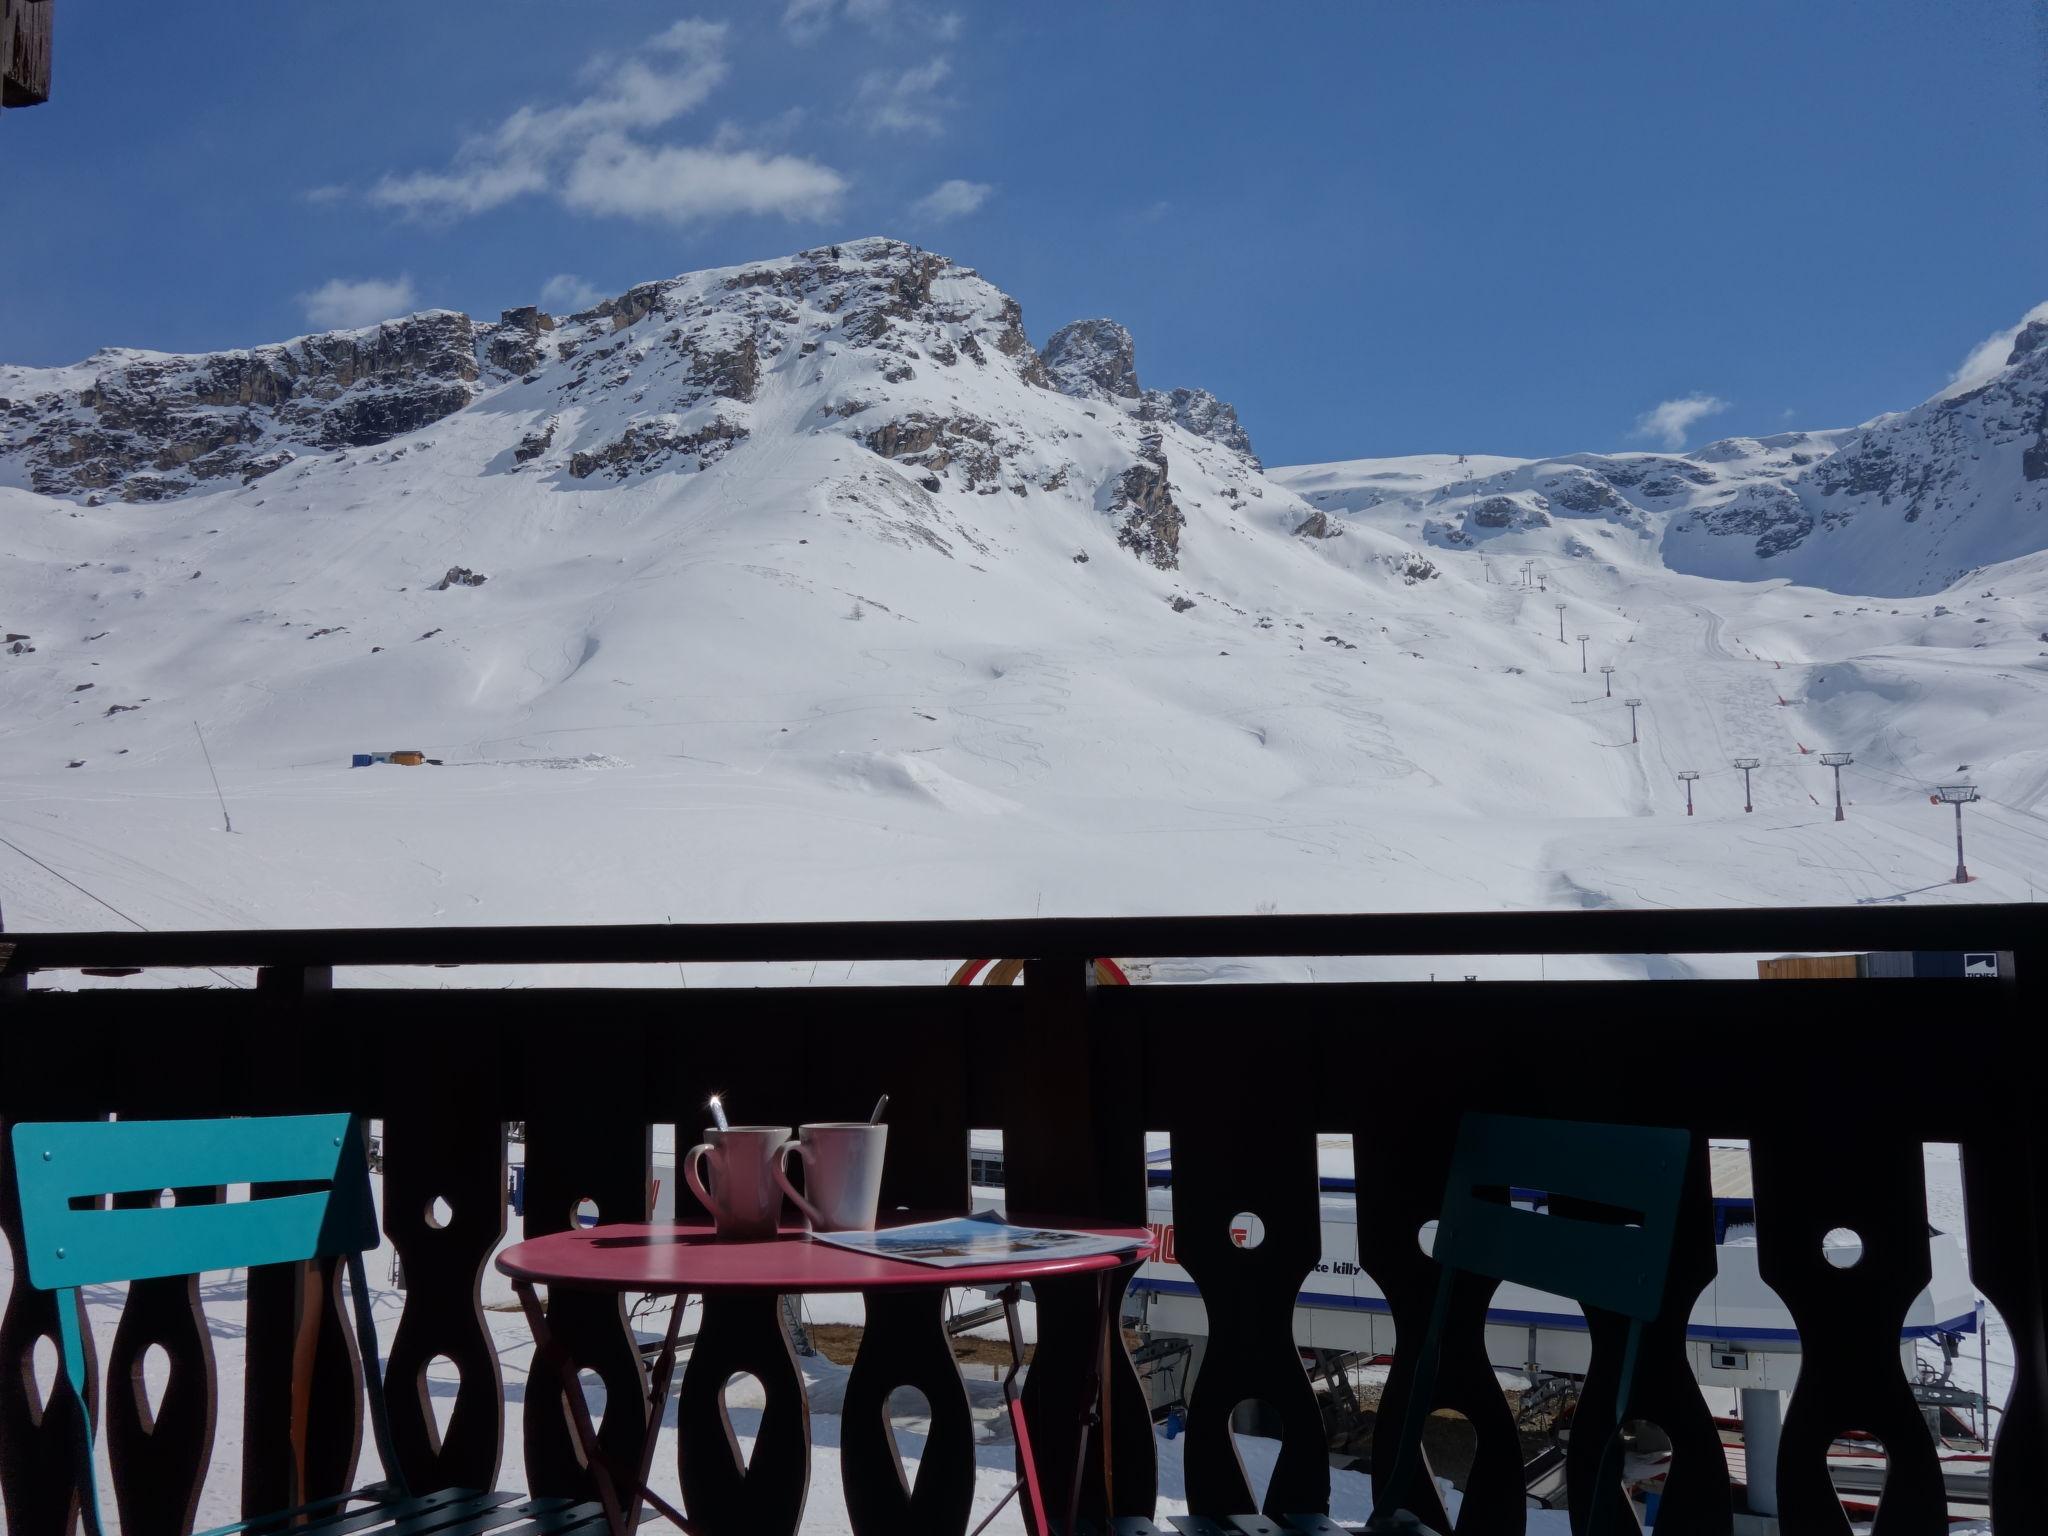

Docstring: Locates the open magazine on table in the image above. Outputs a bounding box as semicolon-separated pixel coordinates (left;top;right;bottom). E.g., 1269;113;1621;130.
810;1211;1146;1269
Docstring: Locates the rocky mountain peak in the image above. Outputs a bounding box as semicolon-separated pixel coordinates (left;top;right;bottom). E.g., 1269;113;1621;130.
2007;318;2048;366
1039;316;1258;463
1040;319;1140;401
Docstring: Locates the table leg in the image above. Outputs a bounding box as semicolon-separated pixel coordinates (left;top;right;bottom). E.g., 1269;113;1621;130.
515;1280;632;1536
634;1299;695;1530
1005;1284;1053;1536
516;1281;699;1534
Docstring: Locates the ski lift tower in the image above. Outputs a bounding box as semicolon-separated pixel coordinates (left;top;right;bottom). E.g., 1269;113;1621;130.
1678;769;1700;816
1600;664;1615;698
1555;603;1567;643
1934;784;1981;883
1624;698;1643;744
1820;752;1854;822
1733;757;1761;813
1520;560;1535;589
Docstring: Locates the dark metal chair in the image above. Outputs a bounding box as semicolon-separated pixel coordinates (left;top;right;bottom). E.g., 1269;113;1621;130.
1365;1112;1693;1536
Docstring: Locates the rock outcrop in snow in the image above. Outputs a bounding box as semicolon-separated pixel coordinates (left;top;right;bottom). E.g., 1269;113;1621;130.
0;311;484;501
1038;317;1259;464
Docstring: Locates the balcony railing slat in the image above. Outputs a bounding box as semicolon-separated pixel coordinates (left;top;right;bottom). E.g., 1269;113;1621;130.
518;1108;650;1502
821;990;979;1529
1346;1100;1521;1531
1753;1128;1950;1532
239;965;365;1520
380;1104;506;1493
1009;958;1156;1526
106;1189;219;1536
1162;1065;1328;1520
1961;1126;2048;1535
676;1291;810;1530
840;1291;975;1534
0;1118;101;1536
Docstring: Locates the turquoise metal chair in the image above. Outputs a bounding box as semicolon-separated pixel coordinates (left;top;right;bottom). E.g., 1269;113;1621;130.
1366;1112;1693;1536
10;1113;605;1536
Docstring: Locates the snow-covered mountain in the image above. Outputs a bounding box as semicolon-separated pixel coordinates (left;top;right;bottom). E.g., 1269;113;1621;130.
1281;318;2048;599
2;240;2045;953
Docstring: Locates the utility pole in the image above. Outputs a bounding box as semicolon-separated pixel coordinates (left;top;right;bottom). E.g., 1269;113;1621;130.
1600;664;1615;698
1678;769;1700;815
1820;752;1853;822
1733;757;1760;813
1555;602;1567;643
1577;634;1590;672
1935;784;1980;883
1624;698;1643;744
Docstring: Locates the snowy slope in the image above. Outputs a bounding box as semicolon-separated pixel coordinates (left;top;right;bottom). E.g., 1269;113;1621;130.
2;242;2046;963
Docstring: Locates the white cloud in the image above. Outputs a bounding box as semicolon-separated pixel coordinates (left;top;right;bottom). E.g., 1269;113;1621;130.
540;274;606;313
856;56;952;134
299;276;418;330
783;0;893;41
1631;393;1731;450
302;183;350;206
933;11;963;41
1941;300;2048;399
912;178;991;222
563;136;846;224
360;19;843;229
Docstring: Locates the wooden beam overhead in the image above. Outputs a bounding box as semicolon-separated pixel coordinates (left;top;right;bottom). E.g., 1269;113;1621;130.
2;0;53;110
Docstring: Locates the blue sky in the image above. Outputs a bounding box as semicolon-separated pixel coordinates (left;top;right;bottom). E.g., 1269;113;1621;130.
2;0;2043;466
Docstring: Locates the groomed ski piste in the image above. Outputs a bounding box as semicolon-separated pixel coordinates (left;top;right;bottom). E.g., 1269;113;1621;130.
4;241;2044;1530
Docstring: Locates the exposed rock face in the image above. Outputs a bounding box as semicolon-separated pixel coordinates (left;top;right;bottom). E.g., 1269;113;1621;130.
1467;495;1550;530
861;411;1013;489
1;310;481;500
513;417;557;463
1142;386;1258;465
1111;431;1184;569
1293;509;1342;539
1041;319;1140;401
1691;482;1812;558
487;306;555;375
568;417;748;480
1039;318;1259;463
1543;471;1629;516
433;566;488;590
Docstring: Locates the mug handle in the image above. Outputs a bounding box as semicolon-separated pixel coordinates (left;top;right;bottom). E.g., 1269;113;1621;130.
683;1142;716;1220
773;1138;826;1228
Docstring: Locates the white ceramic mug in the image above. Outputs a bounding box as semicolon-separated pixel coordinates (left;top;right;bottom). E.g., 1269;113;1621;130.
774;1123;887;1232
683;1126;792;1240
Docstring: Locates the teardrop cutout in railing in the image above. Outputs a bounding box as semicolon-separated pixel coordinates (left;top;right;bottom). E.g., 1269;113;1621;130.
885;1384;933;1495
133;1342;170;1433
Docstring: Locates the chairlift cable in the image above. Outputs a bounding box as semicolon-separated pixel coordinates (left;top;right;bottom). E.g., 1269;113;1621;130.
0;830;247;988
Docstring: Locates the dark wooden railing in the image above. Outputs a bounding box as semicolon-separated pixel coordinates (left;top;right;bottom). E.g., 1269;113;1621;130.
1;904;2040;1536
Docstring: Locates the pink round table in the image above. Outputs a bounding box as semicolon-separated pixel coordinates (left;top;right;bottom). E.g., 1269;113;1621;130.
497;1221;1153;1536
